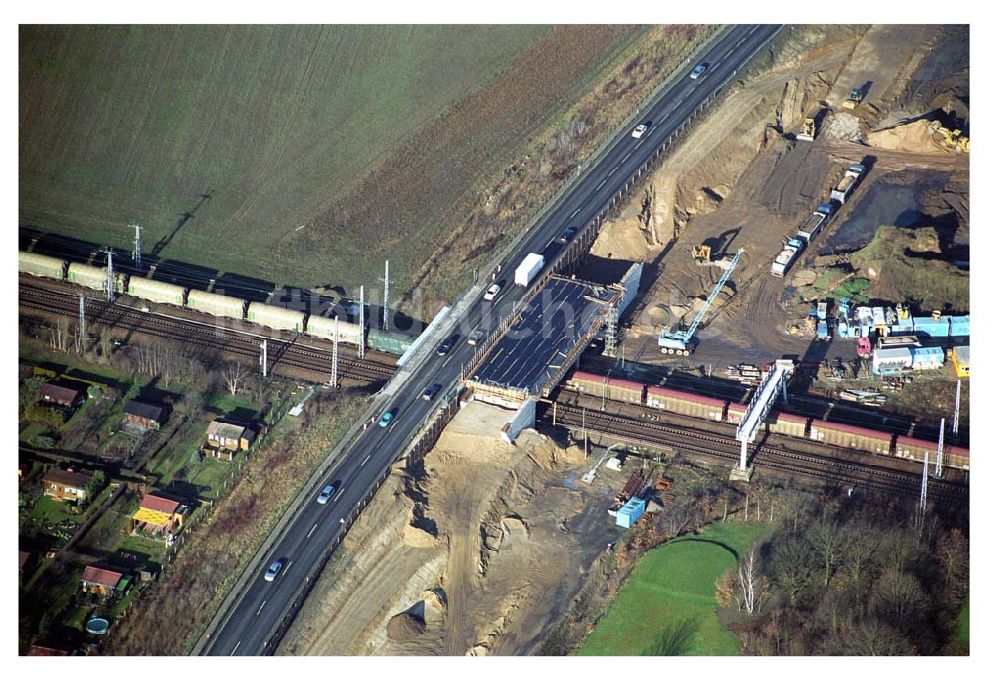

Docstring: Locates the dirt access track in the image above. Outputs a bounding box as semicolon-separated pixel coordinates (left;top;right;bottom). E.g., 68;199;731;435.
590;24;968;369
279;402;621;655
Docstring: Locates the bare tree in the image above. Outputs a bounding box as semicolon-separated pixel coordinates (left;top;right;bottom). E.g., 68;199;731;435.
223;362;250;396
737;543;768;614
806;519;846;587
49;317;71;352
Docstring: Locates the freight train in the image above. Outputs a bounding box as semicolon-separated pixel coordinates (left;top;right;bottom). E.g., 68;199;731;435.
563;370;969;471
19;252;416;355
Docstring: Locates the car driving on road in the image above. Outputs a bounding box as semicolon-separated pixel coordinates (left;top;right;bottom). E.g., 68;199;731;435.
690;63;708;79
263;558;285;582
436;337;455;356
558;226;577;244
631;123;649;139
316;481;341;505
378;410;395;428
422;383;443;401
484;283;501;301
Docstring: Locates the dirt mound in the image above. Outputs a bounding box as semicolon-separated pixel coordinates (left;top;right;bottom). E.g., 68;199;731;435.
866;119;950;154
386;612;427;641
403;523;438;549
825;112;863;142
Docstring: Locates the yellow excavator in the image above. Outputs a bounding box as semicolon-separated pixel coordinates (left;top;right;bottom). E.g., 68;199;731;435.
796;117;816;141
691;245;735;269
842;88;864;110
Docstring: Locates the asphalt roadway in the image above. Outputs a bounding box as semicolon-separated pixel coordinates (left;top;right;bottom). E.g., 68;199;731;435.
203;23;783;656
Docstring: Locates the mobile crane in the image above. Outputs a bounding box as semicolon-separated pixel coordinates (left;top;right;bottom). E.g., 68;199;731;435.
659;249;743;355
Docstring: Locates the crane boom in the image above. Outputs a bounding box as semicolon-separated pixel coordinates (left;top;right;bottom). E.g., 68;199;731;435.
658;248;742;354
681;248;742;342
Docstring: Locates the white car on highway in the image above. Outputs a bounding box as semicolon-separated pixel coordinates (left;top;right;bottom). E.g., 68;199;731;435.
484;283;501;301
631;123;649;139
690;63;708;79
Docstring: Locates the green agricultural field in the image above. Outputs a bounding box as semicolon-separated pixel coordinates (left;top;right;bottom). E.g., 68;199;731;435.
578;521;772;656
19;25;550;290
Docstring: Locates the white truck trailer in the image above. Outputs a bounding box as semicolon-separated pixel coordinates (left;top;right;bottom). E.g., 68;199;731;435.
771;237;805;278
830;163;866;203
514;253;545;287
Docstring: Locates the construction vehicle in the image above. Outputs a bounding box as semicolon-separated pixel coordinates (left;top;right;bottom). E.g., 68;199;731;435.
842;88;864;110
857;336;872;357
771;237;805;277
929;120;969;152
796;116;816;141
691;244;735;269
796;203;834;243
895;303;910;321
830;163;867;203
659;249;743;355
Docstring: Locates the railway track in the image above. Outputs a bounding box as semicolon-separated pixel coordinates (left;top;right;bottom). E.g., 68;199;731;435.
578;354;960;444
547;402;968;507
19;282;397;385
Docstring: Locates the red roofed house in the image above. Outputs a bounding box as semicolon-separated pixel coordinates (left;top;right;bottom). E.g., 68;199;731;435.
81;563;132;599
132;493;187;537
40;381;82;408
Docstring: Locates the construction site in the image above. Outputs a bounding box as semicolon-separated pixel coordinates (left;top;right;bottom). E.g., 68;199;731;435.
269;24;969;656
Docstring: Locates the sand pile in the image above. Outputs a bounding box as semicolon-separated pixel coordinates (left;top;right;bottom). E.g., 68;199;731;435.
866;119;949;154
386;612;427;641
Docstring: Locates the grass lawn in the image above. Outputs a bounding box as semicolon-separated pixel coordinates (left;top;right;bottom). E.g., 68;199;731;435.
577;521;773;656
30;494;84;527
185;457;236;500
117;535;166;565
955;598;969;648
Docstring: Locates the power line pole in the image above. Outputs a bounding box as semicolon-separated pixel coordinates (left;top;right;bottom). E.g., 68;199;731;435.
952;379;961;436
330;317;339;389
917;450;929;535
77;294;86;354
130;223;143;270
260;340;268;378
380;260;390;331
935;417;945;479
103;247;116;302
358;286;365;360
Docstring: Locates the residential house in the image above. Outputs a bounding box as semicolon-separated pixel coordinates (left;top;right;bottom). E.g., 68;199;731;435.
132;493;187;537
205;419;257;461
19;550;30;574
81;563;132;599
40;381;82;408
123;399;169;431
42;468;94;503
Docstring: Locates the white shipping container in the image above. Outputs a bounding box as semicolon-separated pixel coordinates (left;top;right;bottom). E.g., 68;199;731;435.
127;277;186;306
872;347;912;374
187;289;247;320
305;315;363;345
515;253;545;287
247;302;304;332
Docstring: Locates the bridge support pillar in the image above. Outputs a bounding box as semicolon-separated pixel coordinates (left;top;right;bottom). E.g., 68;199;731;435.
730;439;754;482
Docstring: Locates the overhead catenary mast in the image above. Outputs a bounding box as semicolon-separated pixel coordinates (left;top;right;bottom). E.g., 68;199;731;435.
78;294;86;354
935;417;945;479
103;247;116;302
130;223;143;270
952;379;961;436
358;286;365;360
330;317;339;389
381;260;390;330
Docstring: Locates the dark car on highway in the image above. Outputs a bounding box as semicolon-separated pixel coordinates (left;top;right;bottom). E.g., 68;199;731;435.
436;337;456;356
422;383;443;401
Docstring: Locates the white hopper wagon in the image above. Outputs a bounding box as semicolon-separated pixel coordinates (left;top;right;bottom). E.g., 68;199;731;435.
19;252;67;280
305;315;363;345
247;302;304;332
127;277;186;306
187;289;247;320
67;262;124;293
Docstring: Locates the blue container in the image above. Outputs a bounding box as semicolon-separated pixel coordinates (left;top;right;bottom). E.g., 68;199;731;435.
912;346;945;369
616;497;647;528
949;316;970;337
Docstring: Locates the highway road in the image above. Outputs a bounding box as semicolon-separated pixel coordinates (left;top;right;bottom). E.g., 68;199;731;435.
202;23;783;656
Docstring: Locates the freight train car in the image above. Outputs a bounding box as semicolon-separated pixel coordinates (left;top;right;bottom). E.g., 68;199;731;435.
646;386;726;421
768;412;809;438
186;290;247;321
895;435;970;471
127;277;187;306
246;302;304;332
809;420;892;455
365;328;415;356
726;402;747;424
19;252;67;280
567;371;646;405
305;315;363;346
66;263;125;293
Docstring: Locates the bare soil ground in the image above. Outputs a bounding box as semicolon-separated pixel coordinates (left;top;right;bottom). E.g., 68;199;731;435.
593;25;968;378
280;401;621;655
